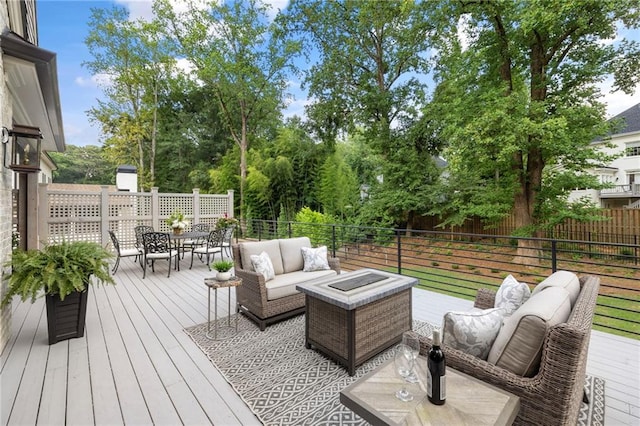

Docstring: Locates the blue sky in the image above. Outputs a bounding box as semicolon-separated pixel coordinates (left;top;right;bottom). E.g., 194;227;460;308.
37;0;639;148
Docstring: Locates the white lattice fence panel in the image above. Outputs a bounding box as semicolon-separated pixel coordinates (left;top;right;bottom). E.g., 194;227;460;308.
109;220;143;249
159;194;193;232
200;195;230;220
47;192;102;245
107;193;153;243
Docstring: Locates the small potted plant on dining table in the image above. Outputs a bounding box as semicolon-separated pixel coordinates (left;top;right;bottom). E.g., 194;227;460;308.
166;210;189;235
212;260;234;281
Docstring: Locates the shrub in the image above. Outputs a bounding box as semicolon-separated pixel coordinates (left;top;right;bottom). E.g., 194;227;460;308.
292;207;335;247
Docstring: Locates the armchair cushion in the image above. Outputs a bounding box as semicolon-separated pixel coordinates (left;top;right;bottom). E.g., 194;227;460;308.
488;286;572;376
279;237;311;273
495;274;531;315
241;239;284;275
250;251;275;282
531;270;580;306
443;307;505;360
301;246;331;272
265;269;337;300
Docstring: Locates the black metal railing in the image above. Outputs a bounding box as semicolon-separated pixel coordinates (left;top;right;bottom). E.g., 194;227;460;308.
242;219;640;340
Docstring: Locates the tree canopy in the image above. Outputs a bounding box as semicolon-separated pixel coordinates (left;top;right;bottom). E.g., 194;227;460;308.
66;0;639;244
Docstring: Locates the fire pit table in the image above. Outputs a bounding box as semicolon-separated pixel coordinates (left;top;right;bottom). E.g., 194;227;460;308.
296;268;418;376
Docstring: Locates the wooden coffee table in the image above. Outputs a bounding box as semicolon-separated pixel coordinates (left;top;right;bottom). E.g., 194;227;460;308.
296;269;417;376
340;356;520;425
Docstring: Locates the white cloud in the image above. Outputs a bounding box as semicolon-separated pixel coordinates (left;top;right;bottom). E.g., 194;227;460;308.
74;73;114;88
264;0;289;20
115;0;154;21
457;14;474;51
175;57;195;75
115;0;211;22
598;77;640;117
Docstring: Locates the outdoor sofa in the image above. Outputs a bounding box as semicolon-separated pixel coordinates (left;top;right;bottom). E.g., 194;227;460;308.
417;272;600;426
232;237;341;330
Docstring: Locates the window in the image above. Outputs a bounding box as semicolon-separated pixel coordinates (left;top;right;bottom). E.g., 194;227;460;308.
626;146;640;157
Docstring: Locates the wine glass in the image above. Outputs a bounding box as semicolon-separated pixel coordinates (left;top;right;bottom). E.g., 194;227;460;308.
402;331;420;383
394;344;414;402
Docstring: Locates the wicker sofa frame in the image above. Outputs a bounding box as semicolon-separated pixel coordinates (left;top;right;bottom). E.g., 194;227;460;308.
232;243;341;331
417;274;600;426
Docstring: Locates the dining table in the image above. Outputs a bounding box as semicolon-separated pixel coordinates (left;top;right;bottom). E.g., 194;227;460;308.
169;231;210;264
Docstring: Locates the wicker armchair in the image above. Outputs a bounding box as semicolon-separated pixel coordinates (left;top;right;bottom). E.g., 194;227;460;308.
232;242;340;331
417;275;600;426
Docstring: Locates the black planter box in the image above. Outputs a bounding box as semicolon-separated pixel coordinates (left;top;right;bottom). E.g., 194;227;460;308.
45;289;89;345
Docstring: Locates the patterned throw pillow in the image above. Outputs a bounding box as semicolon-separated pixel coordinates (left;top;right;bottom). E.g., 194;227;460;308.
250;251;275;281
443;308;505;360
301;246;330;272
495;274;531;316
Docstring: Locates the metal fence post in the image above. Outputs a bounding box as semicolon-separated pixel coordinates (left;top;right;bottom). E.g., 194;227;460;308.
551;239;557;273
396;229;402;274
332;225;337;258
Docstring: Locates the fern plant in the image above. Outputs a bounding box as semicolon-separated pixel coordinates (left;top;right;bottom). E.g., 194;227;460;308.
1;241;115;307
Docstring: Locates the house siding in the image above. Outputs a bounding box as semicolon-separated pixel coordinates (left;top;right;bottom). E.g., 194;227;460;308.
1;0;13;354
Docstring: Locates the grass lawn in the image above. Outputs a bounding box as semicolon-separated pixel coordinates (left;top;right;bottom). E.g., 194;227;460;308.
386;265;640;340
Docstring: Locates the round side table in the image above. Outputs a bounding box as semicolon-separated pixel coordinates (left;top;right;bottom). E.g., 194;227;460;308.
204;276;243;339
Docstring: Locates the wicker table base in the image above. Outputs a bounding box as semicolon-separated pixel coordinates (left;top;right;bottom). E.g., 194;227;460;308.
297;269;417;376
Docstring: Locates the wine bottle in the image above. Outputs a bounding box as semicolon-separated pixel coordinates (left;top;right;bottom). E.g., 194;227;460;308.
427;328;446;405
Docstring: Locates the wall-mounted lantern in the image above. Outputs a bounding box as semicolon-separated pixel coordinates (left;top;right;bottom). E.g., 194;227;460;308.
2;124;42;173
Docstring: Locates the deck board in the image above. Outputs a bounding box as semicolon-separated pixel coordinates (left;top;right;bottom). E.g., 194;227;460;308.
66;338;94;425
37;341;67;425
1;256;638;425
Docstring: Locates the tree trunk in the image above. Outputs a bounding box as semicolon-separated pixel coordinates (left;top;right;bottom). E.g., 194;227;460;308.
239;110;248;221
150;80;158;188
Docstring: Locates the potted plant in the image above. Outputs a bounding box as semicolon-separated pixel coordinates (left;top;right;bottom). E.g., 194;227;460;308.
215;215;238;230
1;240;115;345
166;210;189;235
212;259;234;281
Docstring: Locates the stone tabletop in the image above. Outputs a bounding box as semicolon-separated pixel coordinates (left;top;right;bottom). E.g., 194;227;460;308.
340;356;520;426
204;276;242;289
296;268;418;310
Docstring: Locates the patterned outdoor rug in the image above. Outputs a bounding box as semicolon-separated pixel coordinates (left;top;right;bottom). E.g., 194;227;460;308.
185;315;605;425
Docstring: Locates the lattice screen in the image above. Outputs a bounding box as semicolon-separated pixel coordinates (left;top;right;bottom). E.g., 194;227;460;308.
42;188;232;246
200;196;229;215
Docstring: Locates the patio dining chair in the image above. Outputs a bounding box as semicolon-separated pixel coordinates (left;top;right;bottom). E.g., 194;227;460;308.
220;225;236;259
108;230;142;274
190;229;224;270
181;223;210;258
142;232;180;278
134;225;154;263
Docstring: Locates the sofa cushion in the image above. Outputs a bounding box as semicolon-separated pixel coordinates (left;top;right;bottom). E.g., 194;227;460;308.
265;269;337;300
240;240;284;275
531;270;580;306
250;251;275;282
301;246;331;272
279;237;311;273
443;307;505;360
495;274;531;316
487;286;572;377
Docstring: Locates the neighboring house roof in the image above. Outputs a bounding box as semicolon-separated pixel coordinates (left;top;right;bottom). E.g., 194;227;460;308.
610;103;640;135
48;183;117;192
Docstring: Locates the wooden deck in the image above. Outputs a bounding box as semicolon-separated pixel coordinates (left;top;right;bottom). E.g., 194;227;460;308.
1;257;639;425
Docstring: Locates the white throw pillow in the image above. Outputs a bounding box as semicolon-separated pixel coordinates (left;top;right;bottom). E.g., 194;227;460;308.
495;275;531;316
442;308;505;360
250;251;275;281
301;246;330;272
